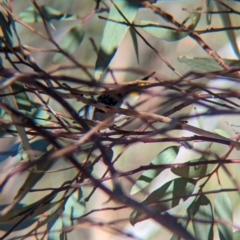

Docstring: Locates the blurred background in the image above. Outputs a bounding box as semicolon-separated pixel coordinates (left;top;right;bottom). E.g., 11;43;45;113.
1;0;240;239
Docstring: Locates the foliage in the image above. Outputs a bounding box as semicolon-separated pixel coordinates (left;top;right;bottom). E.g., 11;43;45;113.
0;0;240;239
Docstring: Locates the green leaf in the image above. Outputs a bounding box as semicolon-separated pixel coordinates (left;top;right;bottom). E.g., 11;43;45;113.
130;178;196;225
48;212;64;240
19;6;44;23
193;104;204;129
52;25;84;64
170;210;192;240
140;6;201;42
32;108;51;120
0;12;13;46
48;188;85;239
190;195;214;240
2;82;51;124
214;129;230;138
129;27;139;63
12;82;32;111
130;146;180;195
0;193;57;226
214;189;233;240
0;141;21;163
171;195;214;240
15;202;63;239
12;140;54;204
95;0;139;80
216;2;240;58
19;6;78;23
62;188;85;227
206;0;214;25
178;56;240;72
1;84;34;162
140;21;188;42
181;7;202;30
233;230;240;240
171;157;216;179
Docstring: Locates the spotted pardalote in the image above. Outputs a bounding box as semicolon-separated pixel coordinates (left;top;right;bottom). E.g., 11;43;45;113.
78;73;154;127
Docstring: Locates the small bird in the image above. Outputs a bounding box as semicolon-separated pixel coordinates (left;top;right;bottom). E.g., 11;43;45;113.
78;72;154;128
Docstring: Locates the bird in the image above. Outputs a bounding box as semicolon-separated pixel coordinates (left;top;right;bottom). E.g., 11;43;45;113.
78;72;155;128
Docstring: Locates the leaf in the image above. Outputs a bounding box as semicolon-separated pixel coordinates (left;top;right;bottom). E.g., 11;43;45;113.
140;6;201;42
190;195;214;240
0;141;21;166
170;209;193;240
178;56;240;72
62;188;85;227
140;21;188;41
130;146;180;195
171;195;214;240
171;158;216;179
32;108;51;120
206;0;214;25
48;188;85;239
19;6;78;23
214;189;233;240
22;201;65;240
2;82;51;126
0;193;57;230
181;7;202;30
0;12;13;46
233;230;240;240
216;2;240;58
52;25;84;64
130;178;196;225
12;82;32;111
214;129;230;138
48;212;64;240
193;104;204;129
95;0;139;80
129;27;139;63
1;83;35;165
0;205;37;231
9;140;54;207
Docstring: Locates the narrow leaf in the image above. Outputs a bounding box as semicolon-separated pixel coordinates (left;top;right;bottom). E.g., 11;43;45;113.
141;6;201;42
140;21;188;41
12;82;32;111
178;56;240;72
216;2;240;58
181;7;202;30
233;230;240;240
129;27;139;63
12;140;54;206
170;210;192;240
190;195;214;240
0;193;57;227
214;189;233;240
171;158;216;179
206;0;214;25
0;12;13;46
32;108;51;120
95;0;139;80
214;129;230;138
62;189;85;227
130;178;196;225
19;6;78;23
1;82;35;167
130;146;180;195
52;25;84;64
48;214;63;240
